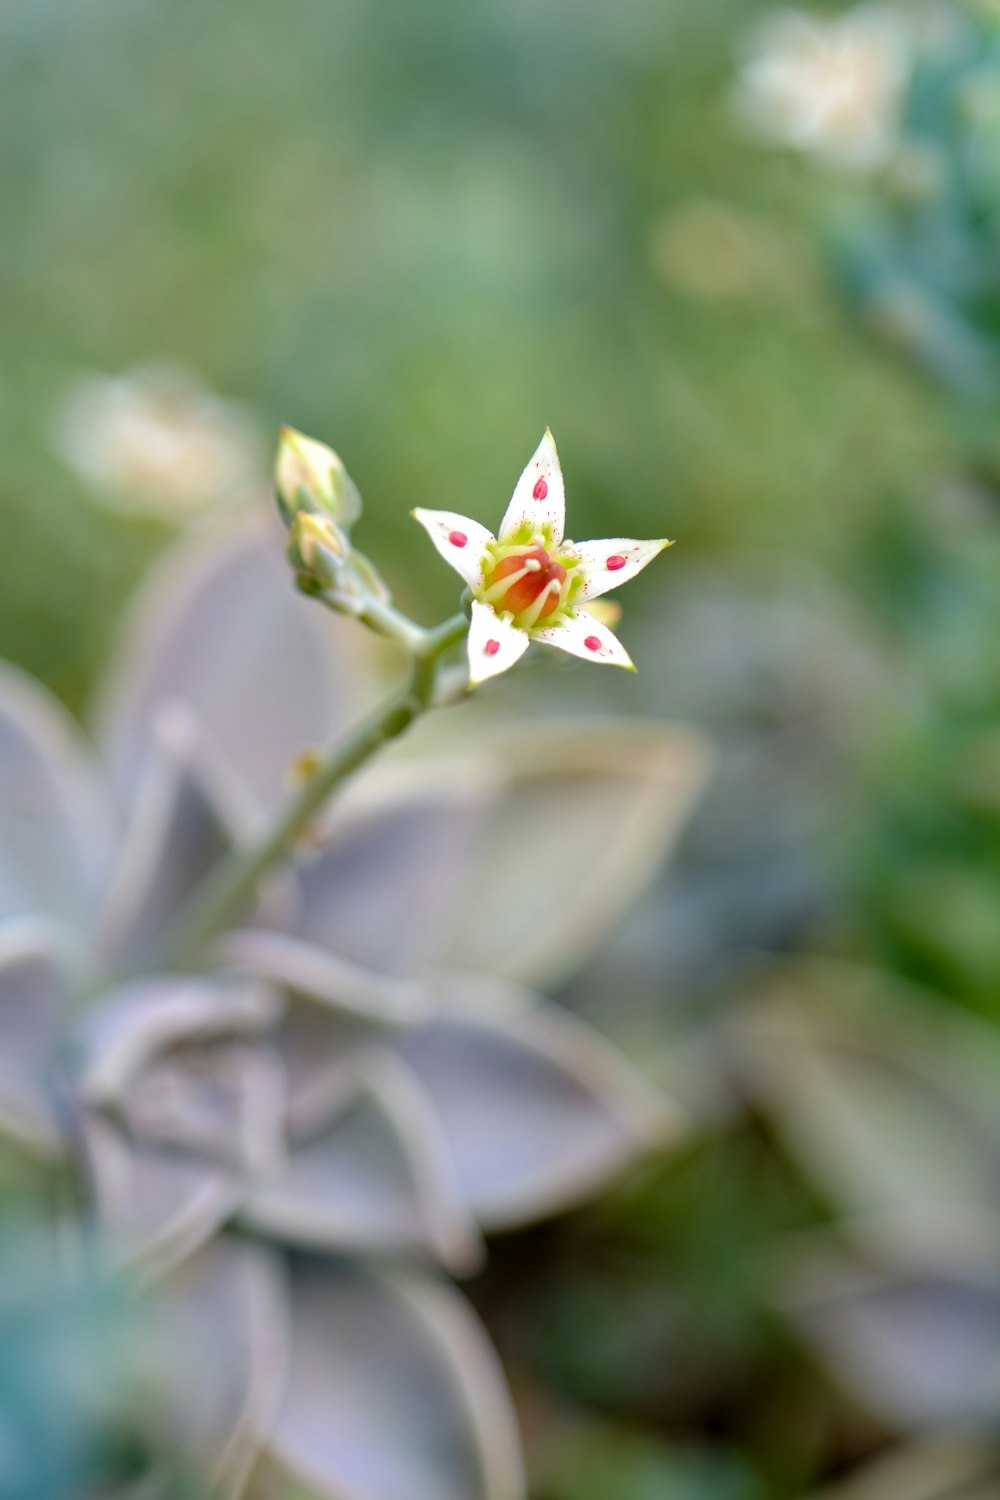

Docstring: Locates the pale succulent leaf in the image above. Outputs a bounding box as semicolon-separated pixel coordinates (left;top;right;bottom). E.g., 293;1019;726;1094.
82;1113;242;1279
0;661;113;933
94;510;367;814
735;966;1000;1239
781;1249;1000;1431
268;1260;523;1500
288;791;480;976
217;928;427;1026
217;930;431;1139
96;708;252;974
432;721;711;987
120;1037;286;1179
242;1057;482;1273
151;1238;289;1498
399;977;682;1230
77;976;278;1107
0;922;69;1155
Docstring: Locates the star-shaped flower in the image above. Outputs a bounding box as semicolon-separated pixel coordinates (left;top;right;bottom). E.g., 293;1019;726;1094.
413;431;672;684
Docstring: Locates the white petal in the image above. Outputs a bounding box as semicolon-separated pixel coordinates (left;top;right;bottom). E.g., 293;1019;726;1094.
566;537;672;600
498;430;565;546
467;603;530;686
533;610;635;670
411;509;494;590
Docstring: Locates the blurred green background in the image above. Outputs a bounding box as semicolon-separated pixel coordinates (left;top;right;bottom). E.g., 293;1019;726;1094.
3;0;1000;1496
2;0;954;696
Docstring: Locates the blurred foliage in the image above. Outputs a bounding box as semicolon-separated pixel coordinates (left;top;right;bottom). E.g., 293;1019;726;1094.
831;1;1000;405
0;0;954;704
2;0;1000;1497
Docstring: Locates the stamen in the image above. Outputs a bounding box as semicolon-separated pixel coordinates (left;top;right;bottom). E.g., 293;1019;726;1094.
606;554;626;571
533;477;548;500
518;577;565;631
484;639;501;657
482;565;532;606
484;544;567;621
449;530;468;548
584;635;602;652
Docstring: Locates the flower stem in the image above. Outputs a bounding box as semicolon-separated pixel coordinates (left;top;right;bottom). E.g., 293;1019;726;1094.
156;609;469;968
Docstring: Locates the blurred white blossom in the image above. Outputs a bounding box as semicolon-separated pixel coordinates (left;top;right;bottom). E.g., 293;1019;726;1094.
735;6;913;171
52;364;263;520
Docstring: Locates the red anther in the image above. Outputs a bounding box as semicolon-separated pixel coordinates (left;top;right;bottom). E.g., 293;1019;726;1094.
532;478;548;500
584;635;601;652
606;554;626;570
448;530;468;548
485;639;501;657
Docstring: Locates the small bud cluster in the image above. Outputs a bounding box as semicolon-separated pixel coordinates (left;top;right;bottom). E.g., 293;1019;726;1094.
276;427;390;614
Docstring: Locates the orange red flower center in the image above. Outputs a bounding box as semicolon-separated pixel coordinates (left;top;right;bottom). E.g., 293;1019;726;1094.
484;545;567;620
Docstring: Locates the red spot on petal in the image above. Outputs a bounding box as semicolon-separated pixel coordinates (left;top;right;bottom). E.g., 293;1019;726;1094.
448;530;468;548
584;635;601;652
606;554;626;571
485;639;501;657
532;478;548;500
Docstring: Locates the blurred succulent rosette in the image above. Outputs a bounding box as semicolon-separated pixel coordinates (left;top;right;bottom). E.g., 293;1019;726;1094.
0;507;709;1500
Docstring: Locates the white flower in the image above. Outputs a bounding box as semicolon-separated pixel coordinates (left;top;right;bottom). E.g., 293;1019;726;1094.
735;5;911;171
52;365;262;521
413;430;671;686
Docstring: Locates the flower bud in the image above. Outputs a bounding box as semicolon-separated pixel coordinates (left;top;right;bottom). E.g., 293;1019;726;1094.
276;426;362;529
286;510;393;616
287;512;349;590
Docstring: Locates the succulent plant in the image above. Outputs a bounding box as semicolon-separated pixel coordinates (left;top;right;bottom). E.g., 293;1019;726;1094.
0;480;708;1500
730;959;1000;1452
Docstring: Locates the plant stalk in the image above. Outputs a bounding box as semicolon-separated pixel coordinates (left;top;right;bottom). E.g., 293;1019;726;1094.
156;609;469;968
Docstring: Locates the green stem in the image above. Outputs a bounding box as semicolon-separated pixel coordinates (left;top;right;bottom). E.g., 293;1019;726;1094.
156;609;469;968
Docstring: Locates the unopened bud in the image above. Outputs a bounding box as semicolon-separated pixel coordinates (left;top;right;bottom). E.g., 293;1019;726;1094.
276;426;362;529
288;511;348;588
